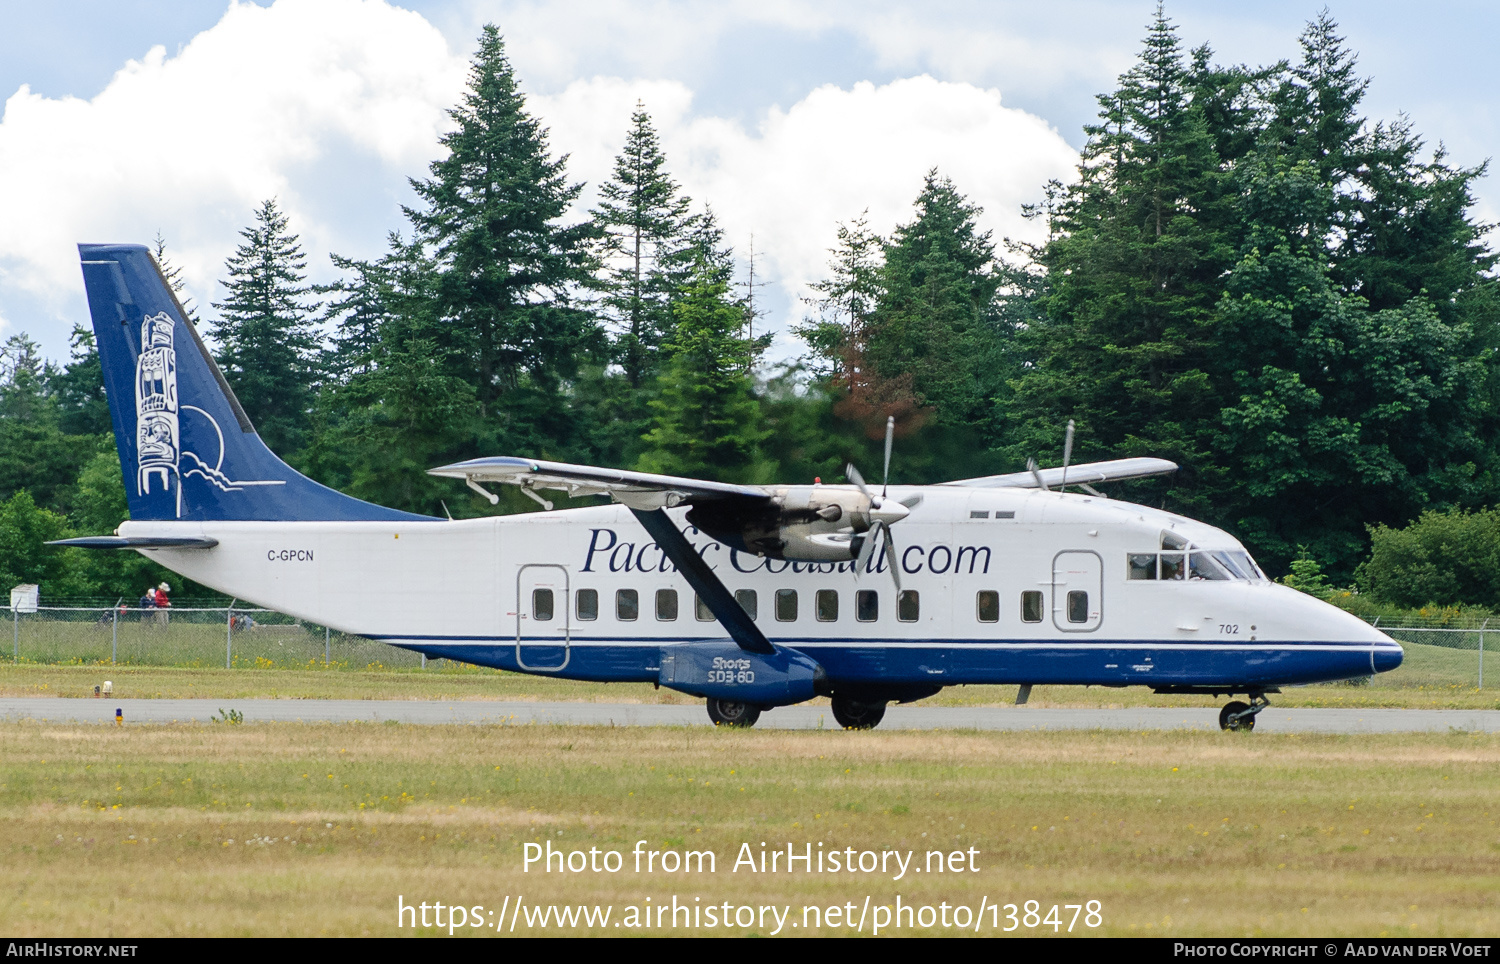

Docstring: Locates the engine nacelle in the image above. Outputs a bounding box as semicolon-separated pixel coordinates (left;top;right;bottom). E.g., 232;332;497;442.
687;486;871;561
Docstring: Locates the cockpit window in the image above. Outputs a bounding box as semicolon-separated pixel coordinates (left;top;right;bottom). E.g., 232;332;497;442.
1161;530;1189;550
1189;552;1231;580
1129;545;1264;582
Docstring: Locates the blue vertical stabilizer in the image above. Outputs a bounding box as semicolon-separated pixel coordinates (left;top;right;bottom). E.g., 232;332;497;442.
79;243;430;523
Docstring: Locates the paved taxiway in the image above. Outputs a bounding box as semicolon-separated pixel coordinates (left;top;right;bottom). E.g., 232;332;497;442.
1;698;1496;732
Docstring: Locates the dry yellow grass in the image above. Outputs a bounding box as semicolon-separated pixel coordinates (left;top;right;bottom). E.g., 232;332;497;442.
2;723;1496;936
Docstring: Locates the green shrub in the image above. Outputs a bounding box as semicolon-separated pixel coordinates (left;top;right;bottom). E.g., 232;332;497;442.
1361;508;1500;610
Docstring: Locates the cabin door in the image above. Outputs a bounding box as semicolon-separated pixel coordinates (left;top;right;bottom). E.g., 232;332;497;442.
1051;551;1103;632
516;564;570;671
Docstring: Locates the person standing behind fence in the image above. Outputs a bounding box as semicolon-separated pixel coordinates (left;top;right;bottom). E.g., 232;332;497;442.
139;587;156;625
154;582;171;627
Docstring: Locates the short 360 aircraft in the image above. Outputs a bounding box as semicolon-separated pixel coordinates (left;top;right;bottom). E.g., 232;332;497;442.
58;244;1403;730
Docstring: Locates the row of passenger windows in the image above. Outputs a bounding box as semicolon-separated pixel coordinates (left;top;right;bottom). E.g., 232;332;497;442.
531;588;1075;624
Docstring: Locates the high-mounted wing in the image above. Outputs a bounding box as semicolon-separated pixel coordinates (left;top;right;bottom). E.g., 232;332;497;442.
942;457;1178;490
427;456;769;511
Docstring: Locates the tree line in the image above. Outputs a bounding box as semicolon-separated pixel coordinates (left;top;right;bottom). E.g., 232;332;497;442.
2;12;1497;607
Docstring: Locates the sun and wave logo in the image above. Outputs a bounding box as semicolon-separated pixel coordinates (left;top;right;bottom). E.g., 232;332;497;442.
133;311;283;517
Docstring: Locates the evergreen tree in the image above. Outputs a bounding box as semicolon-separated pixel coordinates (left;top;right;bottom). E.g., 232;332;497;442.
795;212;884;378
637;257;768;480
594;103;695;387
45;325;110;438
209;199;322;456
867;172;1005;430
405;25;600;418
153;232;199;324
0;334;100;508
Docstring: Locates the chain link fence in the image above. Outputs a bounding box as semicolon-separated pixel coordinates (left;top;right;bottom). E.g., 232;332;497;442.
4;600;432;671
1;599;1491;690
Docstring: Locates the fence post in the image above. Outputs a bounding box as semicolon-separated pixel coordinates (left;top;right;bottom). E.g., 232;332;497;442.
11;608;16;662
1481;619;1487;690
111;607;118;665
325;625;330;665
226;599;236;669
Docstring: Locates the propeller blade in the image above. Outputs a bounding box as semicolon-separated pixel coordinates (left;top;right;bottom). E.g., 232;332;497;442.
882;526;901;592
882;415;895;498
845;462;874;503
1061;418;1075;491
854;527;878;577
1027;457;1047;490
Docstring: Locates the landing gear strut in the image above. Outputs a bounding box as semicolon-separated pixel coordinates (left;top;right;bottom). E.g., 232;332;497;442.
830;696;887;730
706;699;761;728
1218;693;1270;732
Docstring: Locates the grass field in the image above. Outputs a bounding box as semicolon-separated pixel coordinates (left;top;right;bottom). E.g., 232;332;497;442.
1;638;1494;709
1;723;1496;937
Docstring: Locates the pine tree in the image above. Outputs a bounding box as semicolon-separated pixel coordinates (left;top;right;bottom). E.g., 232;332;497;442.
405;25;600;415
594;103;695;387
209;199;322;456
637;256;767;480
153;232;199;324
867;171;1004;429
795;212;884;378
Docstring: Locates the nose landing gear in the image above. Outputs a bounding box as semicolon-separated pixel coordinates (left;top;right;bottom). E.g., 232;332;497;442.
1218;693;1270;731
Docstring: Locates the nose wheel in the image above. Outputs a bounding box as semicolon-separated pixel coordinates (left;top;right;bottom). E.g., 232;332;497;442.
706;699;761;727
1218;694;1269;731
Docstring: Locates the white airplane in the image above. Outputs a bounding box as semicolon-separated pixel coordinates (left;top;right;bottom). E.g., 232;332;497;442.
58;243;1403;731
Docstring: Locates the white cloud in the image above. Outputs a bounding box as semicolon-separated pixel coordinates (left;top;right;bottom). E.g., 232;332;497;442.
0;0;466;349
537;74;1080;355
0;0;1080;363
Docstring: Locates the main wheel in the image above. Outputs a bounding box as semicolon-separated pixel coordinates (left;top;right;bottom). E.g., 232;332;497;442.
830;696;887;730
706;699;761;727
1218;700;1254;731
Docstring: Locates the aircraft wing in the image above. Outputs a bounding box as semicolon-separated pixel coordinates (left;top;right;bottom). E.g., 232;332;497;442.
942;457;1178;489
427;457;769;510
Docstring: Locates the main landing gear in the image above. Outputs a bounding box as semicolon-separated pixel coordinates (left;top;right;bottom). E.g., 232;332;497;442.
1218;693;1270;732
830;696;887;730
706;698;761;728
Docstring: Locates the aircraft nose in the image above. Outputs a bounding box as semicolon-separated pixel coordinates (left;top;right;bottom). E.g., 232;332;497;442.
1373;645;1404;674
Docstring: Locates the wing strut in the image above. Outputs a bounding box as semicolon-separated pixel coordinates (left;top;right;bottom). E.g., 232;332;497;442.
630;509;776;656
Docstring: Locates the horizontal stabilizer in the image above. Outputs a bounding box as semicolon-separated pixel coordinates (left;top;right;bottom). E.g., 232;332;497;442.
429;456;768;510
943;457;1178;489
47;536;220;550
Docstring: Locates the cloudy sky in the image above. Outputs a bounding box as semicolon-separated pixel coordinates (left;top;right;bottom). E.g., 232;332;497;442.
1;0;1495;364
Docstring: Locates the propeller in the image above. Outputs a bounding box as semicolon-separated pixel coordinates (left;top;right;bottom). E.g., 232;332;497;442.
1060;418;1075;491
847;416;911;590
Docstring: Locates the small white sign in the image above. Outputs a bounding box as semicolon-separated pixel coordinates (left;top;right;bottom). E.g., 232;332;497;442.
9;584;39;613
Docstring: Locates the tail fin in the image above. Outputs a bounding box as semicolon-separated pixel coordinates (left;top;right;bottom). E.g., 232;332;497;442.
79;243;427;522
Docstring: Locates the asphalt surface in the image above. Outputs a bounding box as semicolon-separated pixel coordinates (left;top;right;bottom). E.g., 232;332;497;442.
1;698;1497;732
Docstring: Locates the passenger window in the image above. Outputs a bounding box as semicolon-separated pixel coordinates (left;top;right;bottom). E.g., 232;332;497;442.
1128;554;1157;580
736;589;758;620
532;588;554;622
856;590;878;622
1021;590;1043;623
976;590;999;622
1067;590;1089;623
775;589;798;622
656;588;678;621
898;590;919;622
575;589;598;621
816;590;839;622
695;593;714;621
616;589;638;621
1160;552;1185;581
